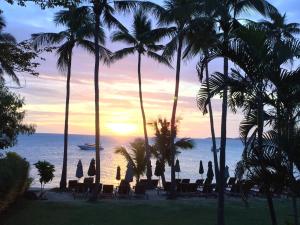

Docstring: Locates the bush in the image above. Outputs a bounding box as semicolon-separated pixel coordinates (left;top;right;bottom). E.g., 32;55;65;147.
0;152;30;213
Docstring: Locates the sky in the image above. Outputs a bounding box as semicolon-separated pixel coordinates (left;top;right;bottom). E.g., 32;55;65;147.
0;0;299;138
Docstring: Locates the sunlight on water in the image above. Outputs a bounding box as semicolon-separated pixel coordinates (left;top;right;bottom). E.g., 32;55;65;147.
7;134;243;188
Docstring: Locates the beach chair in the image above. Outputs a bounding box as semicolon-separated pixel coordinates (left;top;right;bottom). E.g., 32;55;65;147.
175;179;181;185
116;181;131;199
201;179;217;198
133;183;148;199
68;180;78;192
101;185;115;198
151;179;159;189
196;179;204;188
181;179;190;184
164;182;172;193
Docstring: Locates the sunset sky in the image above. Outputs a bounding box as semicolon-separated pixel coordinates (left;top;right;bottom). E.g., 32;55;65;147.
1;0;299;138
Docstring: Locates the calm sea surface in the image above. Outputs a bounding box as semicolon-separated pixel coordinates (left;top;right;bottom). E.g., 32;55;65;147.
6;133;244;188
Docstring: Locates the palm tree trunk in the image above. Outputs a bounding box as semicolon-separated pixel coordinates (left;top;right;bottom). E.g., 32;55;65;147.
94;2;101;185
217;56;228;225
161;172;166;188
266;190;278;225
59;52;72;190
204;55;219;185
170;37;183;199
137;53;151;185
90;1;101;201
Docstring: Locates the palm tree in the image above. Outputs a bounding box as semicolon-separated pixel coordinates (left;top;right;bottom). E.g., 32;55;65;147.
149;117;194;187
31;6;109;189
199;1;277;224
0;12;38;84
183;15;221;185
115;138;147;182
111;10;171;185
90;1;125;198
134;0;201;198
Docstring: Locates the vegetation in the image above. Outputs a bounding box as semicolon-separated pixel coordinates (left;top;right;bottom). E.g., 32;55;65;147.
149;118;194;187
31;6;107;190
115;138;147;182
0;152;30;213
34;161;55;197
0;81;35;149
2;1;300;225
111;10;171;184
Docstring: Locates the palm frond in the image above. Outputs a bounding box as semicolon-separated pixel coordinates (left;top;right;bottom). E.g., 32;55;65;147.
146;51;172;68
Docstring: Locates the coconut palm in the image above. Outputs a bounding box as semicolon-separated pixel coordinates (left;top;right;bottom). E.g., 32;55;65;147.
111;10;171;184
198;1;277;224
0;13;16;82
31;6;110;189
0;12;38;84
115;138;147;182
183;15;221;185
149;117;194;188
90;1;126;198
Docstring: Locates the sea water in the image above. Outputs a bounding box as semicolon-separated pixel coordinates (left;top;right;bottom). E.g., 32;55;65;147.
6;133;244;188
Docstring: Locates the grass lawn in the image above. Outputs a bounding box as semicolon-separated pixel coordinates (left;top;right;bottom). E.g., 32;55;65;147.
1;198;298;225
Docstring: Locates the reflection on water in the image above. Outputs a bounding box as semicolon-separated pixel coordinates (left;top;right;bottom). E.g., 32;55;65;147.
7;134;243;188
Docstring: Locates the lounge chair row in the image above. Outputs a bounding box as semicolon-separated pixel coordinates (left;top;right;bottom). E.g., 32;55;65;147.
68;179;148;199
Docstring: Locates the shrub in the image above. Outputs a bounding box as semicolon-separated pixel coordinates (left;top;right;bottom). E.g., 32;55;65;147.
34;161;55;197
0;152;30;213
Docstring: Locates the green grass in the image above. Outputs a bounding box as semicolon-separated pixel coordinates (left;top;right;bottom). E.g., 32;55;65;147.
1;198;298;225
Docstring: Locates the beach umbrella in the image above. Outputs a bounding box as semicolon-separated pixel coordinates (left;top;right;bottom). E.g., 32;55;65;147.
125;162;134;183
224;165;230;182
207;161;214;182
175;159;181;179
199;160;204;178
87;158;96;177
116;166;121;180
154;160;164;177
75;160;83;179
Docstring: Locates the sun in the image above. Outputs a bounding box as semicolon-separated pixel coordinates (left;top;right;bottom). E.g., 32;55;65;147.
106;123;138;135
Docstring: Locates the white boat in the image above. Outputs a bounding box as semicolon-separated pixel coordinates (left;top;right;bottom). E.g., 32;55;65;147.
78;143;104;151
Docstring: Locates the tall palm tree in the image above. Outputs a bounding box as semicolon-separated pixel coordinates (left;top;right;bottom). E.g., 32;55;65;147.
129;0;201;198
199;1;277;224
115;138;147;182
111;10;171;184
89;0;127;201
31;6;109;189
183;16;221;185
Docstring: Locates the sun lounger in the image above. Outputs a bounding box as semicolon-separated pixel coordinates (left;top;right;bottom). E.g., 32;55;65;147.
181;179;190;184
133;184;148;199
196;179;204;188
116;181;131;199
101;185;115;198
68;180;78;191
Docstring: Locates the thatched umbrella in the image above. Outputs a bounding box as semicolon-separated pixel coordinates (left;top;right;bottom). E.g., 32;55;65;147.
199;160;204;178
125;163;134;183
154;160;164;177
207;161;214;182
174;159;181;179
224;165;230;182
146;160;153;179
87;158;96;177
75;159;83;179
116;166;121;180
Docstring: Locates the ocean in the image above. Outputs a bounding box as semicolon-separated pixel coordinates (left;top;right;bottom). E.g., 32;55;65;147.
6;133;244;188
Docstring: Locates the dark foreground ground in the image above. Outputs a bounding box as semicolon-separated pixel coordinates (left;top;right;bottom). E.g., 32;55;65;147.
1;198;299;225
